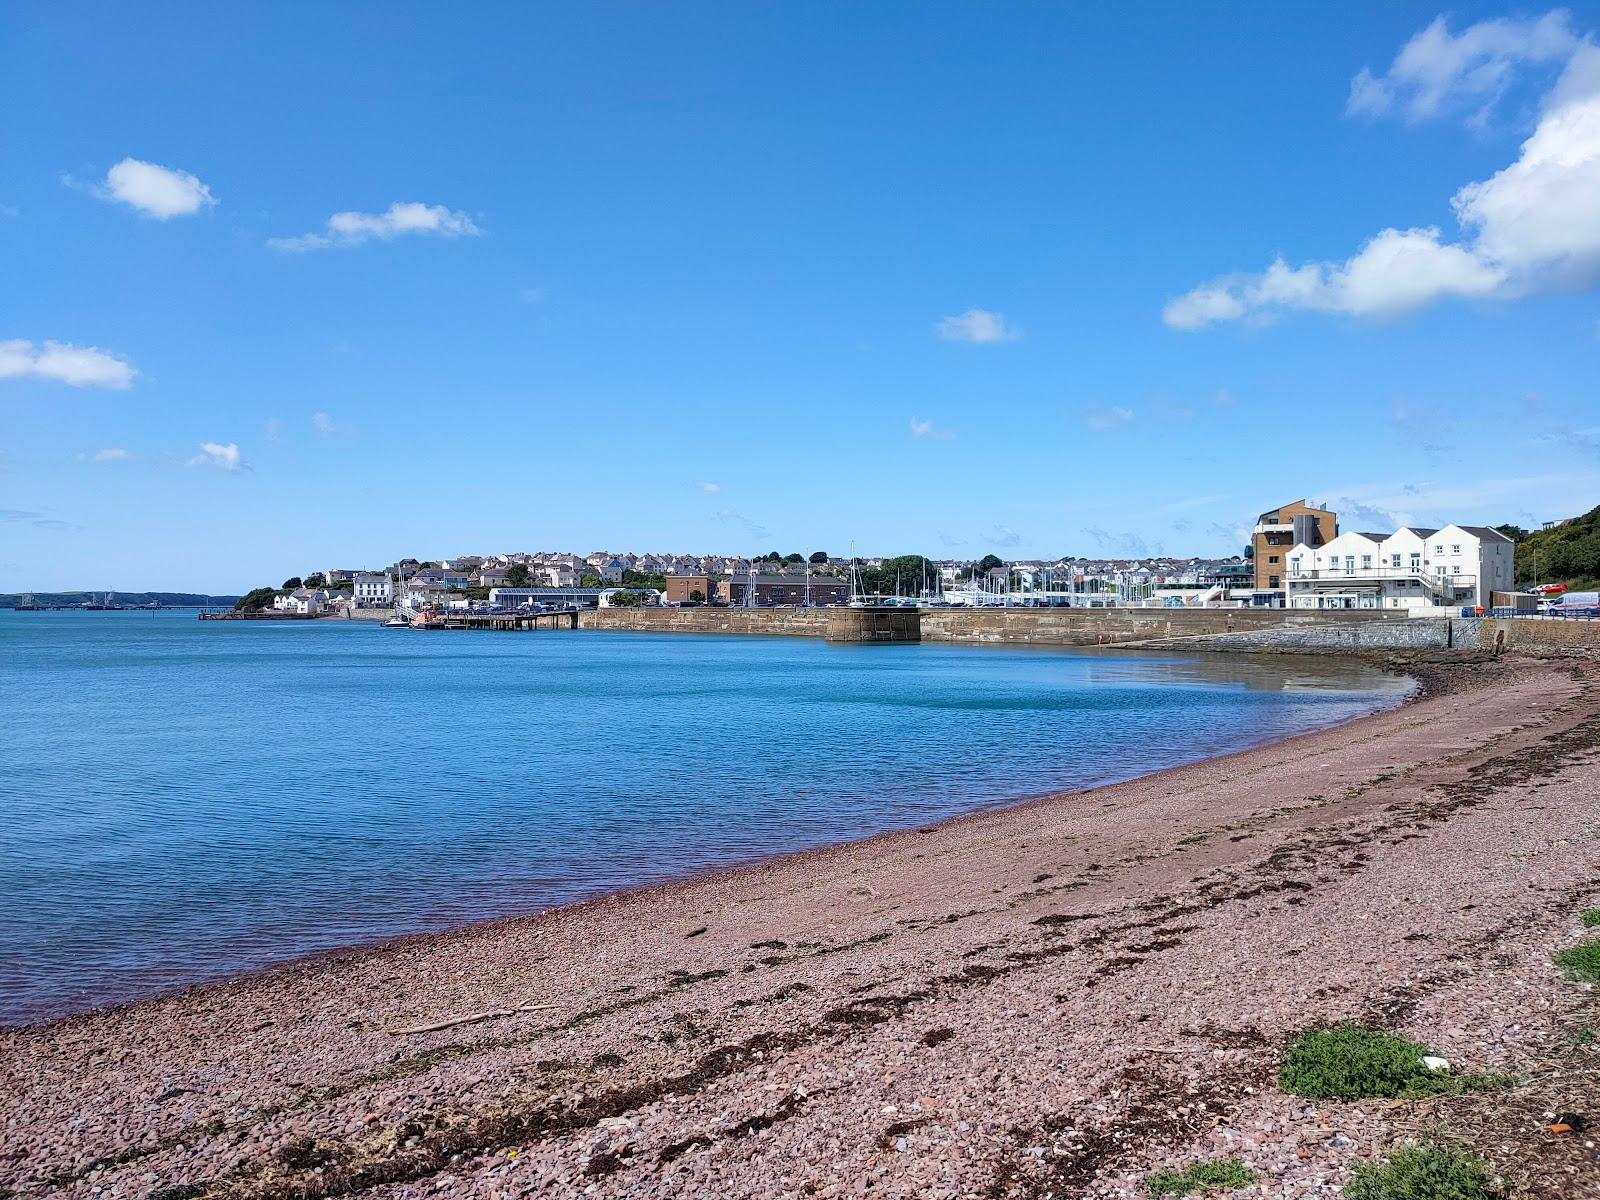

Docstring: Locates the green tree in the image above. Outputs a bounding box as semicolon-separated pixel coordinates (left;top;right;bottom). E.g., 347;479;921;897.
303;573;326;588
809;550;829;564
688;588;706;604
622;569;667;589
580;573;603;587
606;589;647;607
234;586;278;611
784;552;803;564
977;554;1004;573
282;576;303;590
505;563;531;587
858;555;939;597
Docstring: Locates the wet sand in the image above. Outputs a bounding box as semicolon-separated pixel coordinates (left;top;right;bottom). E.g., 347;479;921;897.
5;652;1599;1199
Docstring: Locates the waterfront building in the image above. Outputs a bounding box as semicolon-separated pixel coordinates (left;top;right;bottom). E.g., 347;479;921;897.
1252;500;1338;593
352;574;393;608
487;586;607;609
1284;524;1514;610
665;574;720;605
272;588;322;616
725;575;849;606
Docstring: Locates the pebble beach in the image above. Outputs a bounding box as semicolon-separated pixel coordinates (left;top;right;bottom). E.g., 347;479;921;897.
5;651;1599;1199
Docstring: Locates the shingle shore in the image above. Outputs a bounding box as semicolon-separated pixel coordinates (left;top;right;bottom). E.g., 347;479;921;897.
4;653;1598;1198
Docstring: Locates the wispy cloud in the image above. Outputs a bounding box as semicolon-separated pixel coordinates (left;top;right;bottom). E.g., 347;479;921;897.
186;441;244;471
716;508;770;541
1085;406;1134;431
1165;12;1600;329
991;524;1022;548
0;508;77;532
0;339;136;389
696;481;722;494
264;417;285;443
311;411;355;439
88;447;130;461
936;309;1019;344
910;417;956;441
269;202;481;252
76;158;216;219
1214;388;1236;406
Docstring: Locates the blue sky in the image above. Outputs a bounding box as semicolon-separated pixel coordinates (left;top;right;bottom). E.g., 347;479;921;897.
3;2;1599;592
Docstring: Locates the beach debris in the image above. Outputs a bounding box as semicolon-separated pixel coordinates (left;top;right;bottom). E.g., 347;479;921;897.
387;1002;557;1035
1549;1112;1585;1135
1420;1055;1451;1072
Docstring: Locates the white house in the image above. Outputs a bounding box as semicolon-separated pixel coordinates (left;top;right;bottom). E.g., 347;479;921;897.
272;588;322;616
352;573;393;608
1285;524;1514;610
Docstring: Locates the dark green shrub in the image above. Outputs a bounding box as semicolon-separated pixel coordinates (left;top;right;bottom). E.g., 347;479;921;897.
1147;1158;1255;1195
1579;909;1600;928
1555;941;1600;982
1344;1143;1497;1200
1279;1023;1485;1100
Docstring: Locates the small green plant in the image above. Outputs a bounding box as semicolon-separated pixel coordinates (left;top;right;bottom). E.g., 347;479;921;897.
1580;908;1600;928
1554;941;1600;982
1278;1023;1498;1100
1147;1159;1255;1196
1344;1143;1498;1200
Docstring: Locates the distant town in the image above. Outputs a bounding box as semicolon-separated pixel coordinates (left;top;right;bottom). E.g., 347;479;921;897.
154;498;1590;623
6;498;1594;620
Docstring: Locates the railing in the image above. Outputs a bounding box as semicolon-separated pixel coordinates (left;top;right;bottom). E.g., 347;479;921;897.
1288;567;1474;591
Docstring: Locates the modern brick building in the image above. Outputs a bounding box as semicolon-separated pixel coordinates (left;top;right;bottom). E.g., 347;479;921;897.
664;574;720;605
1252;499;1337;594
725;575;849;606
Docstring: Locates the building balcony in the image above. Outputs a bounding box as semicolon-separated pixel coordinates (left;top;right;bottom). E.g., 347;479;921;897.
1287;567;1474;592
1254;522;1294;534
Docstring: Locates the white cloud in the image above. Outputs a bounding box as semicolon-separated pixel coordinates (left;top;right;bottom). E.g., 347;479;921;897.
187;442;243;471
92;447;129;461
1346;12;1579;124
697;481;722;493
102;158;216;219
1167;15;1600;329
269;202;481;252
264;417;285;443
910;417;956;441
0;339;136;388
936;309;1019;344
1086;406;1134;431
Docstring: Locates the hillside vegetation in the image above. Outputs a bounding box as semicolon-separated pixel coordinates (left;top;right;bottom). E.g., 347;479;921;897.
1498;502;1600;589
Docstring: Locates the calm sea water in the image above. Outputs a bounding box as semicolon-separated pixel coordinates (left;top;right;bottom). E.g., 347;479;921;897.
0;610;1410;1024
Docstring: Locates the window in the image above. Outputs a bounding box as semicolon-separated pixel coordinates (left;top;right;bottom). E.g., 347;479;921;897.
1434;544;1444;554
1391;554;1401;567
1451;545;1460;554
1268;554;1279;564
1361;555;1372;568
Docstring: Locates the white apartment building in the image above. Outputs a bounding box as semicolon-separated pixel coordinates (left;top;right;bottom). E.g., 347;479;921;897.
352;573;393;607
1284;524;1514;611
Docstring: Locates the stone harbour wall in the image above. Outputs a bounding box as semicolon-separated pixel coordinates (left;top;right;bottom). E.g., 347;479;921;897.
580;607;832;637
1477;617;1600;657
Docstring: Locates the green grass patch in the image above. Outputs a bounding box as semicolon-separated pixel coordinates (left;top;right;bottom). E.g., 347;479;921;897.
1344;1143;1498;1200
1580;909;1600;929
1554;941;1600;982
1278;1023;1502;1100
1146;1158;1255;1196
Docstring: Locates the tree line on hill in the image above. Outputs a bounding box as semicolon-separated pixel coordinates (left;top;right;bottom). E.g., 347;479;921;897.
1497;503;1600;588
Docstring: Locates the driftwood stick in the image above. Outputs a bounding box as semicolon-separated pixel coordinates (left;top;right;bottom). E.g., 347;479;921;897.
389;1002;557;1036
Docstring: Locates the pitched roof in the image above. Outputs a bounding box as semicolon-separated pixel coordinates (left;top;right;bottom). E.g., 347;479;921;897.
1457;525;1513;541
